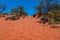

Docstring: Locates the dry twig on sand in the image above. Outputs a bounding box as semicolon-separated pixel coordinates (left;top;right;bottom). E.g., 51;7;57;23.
50;24;60;28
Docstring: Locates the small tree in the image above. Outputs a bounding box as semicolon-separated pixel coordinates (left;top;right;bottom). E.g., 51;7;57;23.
17;6;24;16
11;8;18;14
11;6;28;17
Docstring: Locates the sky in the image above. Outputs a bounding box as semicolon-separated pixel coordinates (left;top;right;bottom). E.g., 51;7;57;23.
0;0;40;16
0;0;60;16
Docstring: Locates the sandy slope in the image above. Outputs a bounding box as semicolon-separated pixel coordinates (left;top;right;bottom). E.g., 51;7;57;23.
0;16;60;40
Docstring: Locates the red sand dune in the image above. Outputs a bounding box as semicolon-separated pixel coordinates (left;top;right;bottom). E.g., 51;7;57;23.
0;16;60;40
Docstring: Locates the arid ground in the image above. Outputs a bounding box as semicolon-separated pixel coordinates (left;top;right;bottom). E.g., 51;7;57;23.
0;16;60;40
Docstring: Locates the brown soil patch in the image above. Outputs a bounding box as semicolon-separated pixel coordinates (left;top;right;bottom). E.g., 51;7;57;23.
0;16;60;40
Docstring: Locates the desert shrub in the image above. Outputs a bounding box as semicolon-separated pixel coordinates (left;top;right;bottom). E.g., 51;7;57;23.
5;15;20;21
2;15;5;17
50;25;59;28
48;11;60;24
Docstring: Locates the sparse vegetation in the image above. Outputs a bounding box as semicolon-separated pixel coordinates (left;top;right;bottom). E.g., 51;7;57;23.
5;16;20;21
0;0;60;29
4;6;28;20
33;0;60;25
11;6;28;17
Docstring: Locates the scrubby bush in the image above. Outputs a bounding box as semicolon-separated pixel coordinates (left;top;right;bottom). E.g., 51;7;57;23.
5;15;20;21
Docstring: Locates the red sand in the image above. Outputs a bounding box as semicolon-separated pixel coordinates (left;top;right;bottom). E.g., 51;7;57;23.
0;16;60;40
